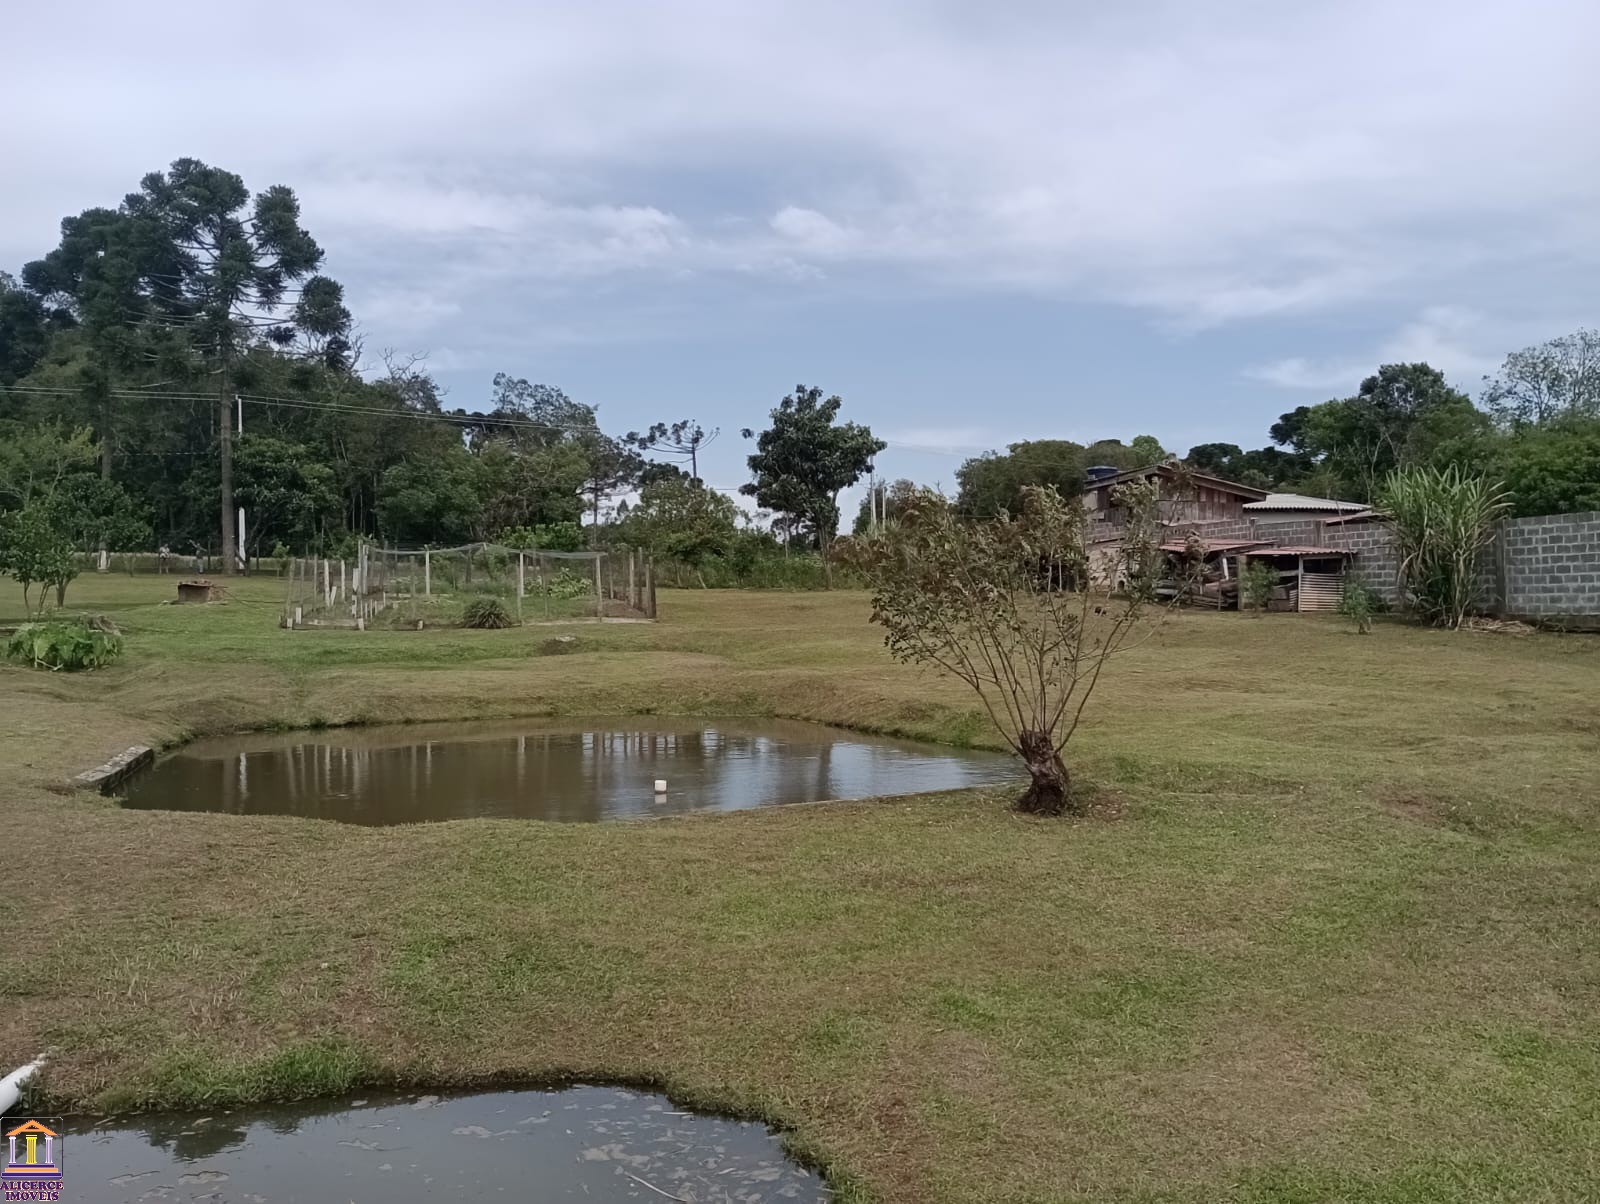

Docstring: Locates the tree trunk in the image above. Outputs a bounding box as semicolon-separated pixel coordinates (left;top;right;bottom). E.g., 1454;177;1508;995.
1014;729;1073;816
55;579;68;609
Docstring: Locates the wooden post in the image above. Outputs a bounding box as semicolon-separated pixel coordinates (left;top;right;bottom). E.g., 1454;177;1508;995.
594;553;604;619
424;549;432;597
646;556;655;618
1296;557;1304;613
516;552;525;622
629;549;637;610
323;558;331;609
540;553;549;620
1234;554;1248;611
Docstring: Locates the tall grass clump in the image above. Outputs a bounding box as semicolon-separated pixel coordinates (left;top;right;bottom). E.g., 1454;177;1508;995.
1379;465;1510;629
459;596;514;629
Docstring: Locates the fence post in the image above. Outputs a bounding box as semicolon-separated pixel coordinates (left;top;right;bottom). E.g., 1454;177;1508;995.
594;553;604;619
424;549;432;597
646;556;656;618
516;552;525;622
629;549;637;610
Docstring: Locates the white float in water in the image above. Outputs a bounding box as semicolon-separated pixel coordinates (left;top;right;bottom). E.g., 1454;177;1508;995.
653;779;667;794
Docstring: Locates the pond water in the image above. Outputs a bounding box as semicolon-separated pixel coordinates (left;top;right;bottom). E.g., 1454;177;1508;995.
62;1084;831;1202
119;717;1013;824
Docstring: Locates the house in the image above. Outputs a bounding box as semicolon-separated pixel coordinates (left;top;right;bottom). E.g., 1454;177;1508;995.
1243;492;1368;525
1083;463;1268;531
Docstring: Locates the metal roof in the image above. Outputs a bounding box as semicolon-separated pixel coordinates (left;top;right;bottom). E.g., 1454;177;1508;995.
1159;538;1270;554
1321;510;1381;526
1243;546;1351;558
1243;492;1366;512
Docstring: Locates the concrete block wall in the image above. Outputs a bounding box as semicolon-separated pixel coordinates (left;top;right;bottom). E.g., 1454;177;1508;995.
1495;511;1600;620
1321;525;1401;605
1162;509;1600;622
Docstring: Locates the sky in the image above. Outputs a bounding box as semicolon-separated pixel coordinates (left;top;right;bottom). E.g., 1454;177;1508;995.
5;0;1599;502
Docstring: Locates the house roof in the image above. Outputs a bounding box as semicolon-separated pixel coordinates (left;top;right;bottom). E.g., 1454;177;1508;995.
1321;510;1381;526
1244;492;1366;512
1159;538;1270;555
1244;546;1351;558
1090;463;1268;501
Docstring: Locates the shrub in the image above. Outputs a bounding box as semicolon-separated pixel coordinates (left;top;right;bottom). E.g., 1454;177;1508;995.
6;616;124;671
459;595;514;629
1339;577;1377;634
1240;560;1277;614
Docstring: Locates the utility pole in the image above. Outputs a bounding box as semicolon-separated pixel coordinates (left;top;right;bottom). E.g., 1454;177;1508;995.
219;380;236;575
236;395;247;574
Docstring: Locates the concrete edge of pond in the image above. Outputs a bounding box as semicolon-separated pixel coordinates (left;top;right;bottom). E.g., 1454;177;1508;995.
71;745;153;794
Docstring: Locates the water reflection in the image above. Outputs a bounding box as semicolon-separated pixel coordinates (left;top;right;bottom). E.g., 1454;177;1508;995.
120;717;1014;825
66;1085;832;1202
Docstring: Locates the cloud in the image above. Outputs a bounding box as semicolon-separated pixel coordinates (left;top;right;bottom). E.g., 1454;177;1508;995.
2;0;1597;361
1245;307;1535;394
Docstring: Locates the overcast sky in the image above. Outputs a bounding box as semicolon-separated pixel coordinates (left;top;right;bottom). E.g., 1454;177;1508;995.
6;0;1599;497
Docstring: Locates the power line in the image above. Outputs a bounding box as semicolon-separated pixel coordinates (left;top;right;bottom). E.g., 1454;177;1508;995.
3;383;991;455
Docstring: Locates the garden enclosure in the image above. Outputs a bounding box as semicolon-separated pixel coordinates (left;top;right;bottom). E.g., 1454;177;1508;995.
282;543;655;629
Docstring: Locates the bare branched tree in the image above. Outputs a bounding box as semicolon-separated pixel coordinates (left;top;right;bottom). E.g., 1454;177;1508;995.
857;480;1178;816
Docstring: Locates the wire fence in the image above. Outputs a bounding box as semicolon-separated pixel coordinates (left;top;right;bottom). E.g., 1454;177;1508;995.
282;543;656;630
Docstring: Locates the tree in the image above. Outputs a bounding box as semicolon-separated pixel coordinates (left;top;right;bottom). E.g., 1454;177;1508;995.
856;481;1173;816
50;474;151;587
1496;417;1600;518
0;502;77;616
375;446;485;546
1295;363;1486;501
1128;434;1167;465
1379;465;1510;629
854;478;921;534
0;271;68;385
0;421;97;508
1482;329;1600;429
234;435;339;554
1184;442;1312;489
120;159;351;572
576;429;643;538
741;385;884;586
625;419;719;482
956;440;1087;518
624;478;739;585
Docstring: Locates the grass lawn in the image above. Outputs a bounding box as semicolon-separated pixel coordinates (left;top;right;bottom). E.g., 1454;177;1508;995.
3;574;1599;1203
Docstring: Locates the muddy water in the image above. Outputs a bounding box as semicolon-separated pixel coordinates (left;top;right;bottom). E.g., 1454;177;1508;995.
63;1085;831;1202
118;717;1013;824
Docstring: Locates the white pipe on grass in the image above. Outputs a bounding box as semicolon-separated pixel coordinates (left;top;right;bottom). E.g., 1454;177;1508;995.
0;1059;45;1113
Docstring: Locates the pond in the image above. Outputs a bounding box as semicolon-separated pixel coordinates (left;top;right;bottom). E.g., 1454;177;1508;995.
62;1084;832;1202
119;717;1014;824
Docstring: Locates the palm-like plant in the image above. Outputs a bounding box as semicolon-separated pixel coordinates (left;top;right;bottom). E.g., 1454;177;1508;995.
1379;465;1510;629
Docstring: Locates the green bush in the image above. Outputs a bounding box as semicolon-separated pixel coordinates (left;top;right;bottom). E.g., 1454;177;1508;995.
6;616;124;671
1239;561;1277;614
459;596;514;629
1339;577;1379;634
537;569;593;599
